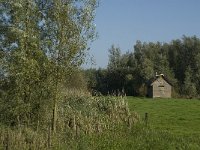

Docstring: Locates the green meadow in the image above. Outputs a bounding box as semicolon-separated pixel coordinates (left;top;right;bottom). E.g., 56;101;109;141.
128;97;200;135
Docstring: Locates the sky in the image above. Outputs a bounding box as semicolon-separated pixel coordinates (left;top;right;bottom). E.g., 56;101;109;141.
84;0;200;68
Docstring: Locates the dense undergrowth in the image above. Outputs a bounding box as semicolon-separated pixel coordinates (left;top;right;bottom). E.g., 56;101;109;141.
1;96;200;149
0;94;140;149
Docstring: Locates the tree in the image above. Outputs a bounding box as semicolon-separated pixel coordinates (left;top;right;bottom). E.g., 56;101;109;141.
42;0;98;132
0;0;98;131
108;45;121;69
194;52;200;94
0;0;49;127
183;67;197;98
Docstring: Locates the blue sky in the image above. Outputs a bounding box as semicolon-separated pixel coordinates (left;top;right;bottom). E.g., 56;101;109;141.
84;0;200;68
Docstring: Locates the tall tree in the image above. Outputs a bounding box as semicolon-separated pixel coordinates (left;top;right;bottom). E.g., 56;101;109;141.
0;0;48;127
0;0;98;131
108;45;121;69
183;67;197;98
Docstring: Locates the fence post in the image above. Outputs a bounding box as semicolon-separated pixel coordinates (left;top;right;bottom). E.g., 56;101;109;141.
144;112;148;126
4;129;9;150
47;124;51;149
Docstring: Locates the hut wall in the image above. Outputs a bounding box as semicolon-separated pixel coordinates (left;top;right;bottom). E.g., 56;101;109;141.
152;77;171;98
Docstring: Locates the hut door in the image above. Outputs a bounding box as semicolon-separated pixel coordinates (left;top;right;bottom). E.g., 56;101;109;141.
159;86;165;97
158;79;165;97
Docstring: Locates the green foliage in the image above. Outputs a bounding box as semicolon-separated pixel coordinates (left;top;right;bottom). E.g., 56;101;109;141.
0;0;99;130
86;36;200;97
108;45;122;69
64;69;88;91
0;95;140;149
183;67;197;98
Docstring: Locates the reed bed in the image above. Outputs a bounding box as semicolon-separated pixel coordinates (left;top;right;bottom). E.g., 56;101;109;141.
0;93;139;149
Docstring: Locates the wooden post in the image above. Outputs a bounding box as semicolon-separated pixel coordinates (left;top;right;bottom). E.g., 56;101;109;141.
47;124;51;149
144;113;148;126
4;129;9;150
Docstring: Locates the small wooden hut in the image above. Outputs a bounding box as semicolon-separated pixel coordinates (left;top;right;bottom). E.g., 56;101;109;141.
147;74;172;98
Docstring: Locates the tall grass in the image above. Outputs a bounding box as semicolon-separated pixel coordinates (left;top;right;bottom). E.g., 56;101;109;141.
0;94;139;149
1;95;200;149
1;123;200;150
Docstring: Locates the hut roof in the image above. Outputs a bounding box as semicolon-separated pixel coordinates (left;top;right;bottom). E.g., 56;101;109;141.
147;74;173;86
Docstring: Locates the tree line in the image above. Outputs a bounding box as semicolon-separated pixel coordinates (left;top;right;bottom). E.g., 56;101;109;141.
85;36;200;98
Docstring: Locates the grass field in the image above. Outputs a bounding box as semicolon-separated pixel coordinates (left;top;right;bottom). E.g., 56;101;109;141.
128;97;200;135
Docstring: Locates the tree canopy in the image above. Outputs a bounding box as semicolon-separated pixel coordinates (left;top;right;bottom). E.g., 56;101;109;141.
0;0;98;130
85;36;200;98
